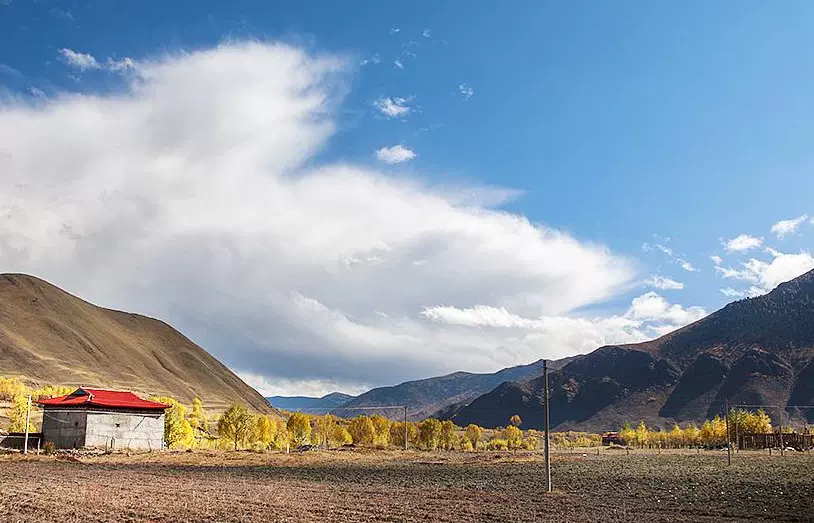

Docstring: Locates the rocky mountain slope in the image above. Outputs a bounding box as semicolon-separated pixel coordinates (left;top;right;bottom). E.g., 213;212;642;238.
443;269;814;430
0;274;270;412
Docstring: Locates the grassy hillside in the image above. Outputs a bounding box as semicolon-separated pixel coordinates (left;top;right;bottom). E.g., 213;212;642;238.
0;274;269;412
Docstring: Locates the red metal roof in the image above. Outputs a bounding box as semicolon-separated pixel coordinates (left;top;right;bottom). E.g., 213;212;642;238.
36;388;169;411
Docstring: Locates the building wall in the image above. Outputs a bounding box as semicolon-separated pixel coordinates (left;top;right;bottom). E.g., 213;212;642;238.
41;409;88;449
85;411;165;450
42;408;165;450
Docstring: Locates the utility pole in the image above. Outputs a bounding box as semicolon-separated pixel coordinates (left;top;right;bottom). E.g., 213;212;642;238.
403;406;408;451
543;359;551;492
724;399;731;465
779;415;784;457
23;394;32;455
734;411;740;454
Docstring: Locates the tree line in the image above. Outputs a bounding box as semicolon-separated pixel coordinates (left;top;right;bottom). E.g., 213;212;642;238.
616;409;777;449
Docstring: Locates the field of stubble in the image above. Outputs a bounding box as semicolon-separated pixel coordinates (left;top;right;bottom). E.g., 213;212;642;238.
1;449;812;522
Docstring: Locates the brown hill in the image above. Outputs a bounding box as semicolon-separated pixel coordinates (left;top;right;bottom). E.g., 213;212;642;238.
0;273;270;412
443;269;814;431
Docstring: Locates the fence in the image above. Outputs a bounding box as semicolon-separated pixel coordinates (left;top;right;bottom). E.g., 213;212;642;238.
738;432;814;451
0;432;43;451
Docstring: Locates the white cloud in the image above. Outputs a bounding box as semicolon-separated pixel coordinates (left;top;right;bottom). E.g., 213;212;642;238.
393;60;404;70
771;214;808;239
458;84;474;101
422;28;431;38
360;54;382;66
375;145;416;164
106;57;136;72
642;243;673;257
390;28;400;34
373;97;411;118
723;234;762;252
626;292;707;327
720;287;745;298
59;48;99;70
678;259;697;272
27;87;46;98
715;250;814;295
645;275;684;290
710;255;723;266
423;291;707;353
0;41;636;395
59;48;136;74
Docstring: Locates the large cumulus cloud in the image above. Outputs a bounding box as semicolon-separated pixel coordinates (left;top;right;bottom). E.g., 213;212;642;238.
1;42;686;395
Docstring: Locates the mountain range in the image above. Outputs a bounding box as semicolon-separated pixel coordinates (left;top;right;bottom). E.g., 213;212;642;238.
0;273;270;412
443;268;814;431
267;392;355;414
4;268;813;432
332;356;576;421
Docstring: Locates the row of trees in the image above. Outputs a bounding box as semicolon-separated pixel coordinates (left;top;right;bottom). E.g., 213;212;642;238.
618;409;774;448
3;376;786;453
0;377;74;432
172;404;543;452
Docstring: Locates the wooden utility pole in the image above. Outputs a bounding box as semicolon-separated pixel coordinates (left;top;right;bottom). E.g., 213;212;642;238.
403;406;408;451
779;416;785;457
543;359;551;492
725;399;731;465
23;394;32;455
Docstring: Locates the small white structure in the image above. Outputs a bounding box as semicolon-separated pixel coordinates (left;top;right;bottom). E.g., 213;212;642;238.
38;388;168;450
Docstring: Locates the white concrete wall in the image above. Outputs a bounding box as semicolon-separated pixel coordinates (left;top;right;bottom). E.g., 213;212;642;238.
85;411;165;450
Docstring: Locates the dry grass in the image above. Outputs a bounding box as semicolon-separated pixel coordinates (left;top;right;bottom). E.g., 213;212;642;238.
1;448;812;522
0;273;270;412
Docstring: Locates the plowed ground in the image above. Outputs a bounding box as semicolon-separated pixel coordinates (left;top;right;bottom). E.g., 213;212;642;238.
1;449;811;522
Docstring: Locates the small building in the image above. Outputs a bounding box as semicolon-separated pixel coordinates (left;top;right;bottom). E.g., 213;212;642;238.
37;388;168;450
601;431;624;446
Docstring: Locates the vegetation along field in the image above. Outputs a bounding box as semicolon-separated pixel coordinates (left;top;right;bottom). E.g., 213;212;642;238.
1;450;812;522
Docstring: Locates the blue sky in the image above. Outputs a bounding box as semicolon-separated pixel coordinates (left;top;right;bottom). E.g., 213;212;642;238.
2;1;813;395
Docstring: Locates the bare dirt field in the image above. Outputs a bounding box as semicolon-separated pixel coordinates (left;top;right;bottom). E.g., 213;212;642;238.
1;449;812;522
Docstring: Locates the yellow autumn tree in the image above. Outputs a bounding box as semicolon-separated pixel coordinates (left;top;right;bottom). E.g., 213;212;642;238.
505;425;523;451
348;416;375;446
418;418;442;450
619;422;636;446
634;421;649;448
273;419;291;451
329;423;352;447
312;414;336;448
7;394;33;433
389;421;417;448
0;377;26;401
464;424;483;450
729;408;772;437
31;385;73;400
287;412;312;447
439;420;456;450
668;424;684;448
683;423;700;446
371;415;391;447
189;397;208;432
218;404;253;450
251;415;277;449
150;396;195;449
